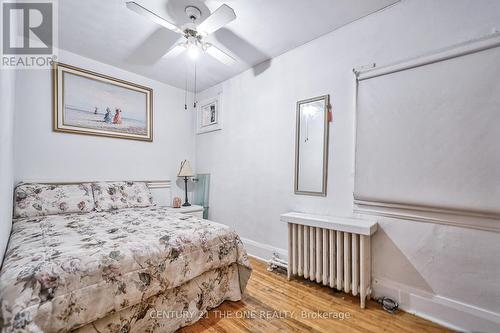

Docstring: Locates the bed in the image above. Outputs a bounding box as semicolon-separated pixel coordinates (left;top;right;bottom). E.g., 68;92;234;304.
0;182;252;333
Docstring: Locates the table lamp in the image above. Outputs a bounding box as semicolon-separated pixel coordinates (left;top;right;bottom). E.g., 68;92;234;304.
177;160;194;207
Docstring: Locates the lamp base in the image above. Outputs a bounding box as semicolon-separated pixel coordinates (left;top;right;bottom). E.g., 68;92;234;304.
182;176;191;207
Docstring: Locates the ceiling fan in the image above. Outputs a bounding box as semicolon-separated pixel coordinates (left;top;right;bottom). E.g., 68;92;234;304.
126;1;237;65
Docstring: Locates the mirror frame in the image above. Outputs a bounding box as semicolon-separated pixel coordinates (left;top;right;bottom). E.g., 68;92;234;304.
294;95;330;196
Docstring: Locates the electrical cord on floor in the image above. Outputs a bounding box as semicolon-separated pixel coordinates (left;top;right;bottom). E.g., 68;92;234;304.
376;297;399;314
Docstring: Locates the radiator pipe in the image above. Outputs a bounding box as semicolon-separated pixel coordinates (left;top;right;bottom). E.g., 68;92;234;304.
267;254;288;271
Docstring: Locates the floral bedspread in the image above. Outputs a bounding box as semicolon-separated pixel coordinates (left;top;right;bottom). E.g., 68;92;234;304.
0;207;252;333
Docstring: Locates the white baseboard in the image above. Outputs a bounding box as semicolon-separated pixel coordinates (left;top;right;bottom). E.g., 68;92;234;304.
372;276;500;333
240;237;287;263
240;236;500;333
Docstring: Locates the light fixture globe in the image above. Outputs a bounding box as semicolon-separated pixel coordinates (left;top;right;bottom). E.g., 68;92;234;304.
187;44;200;60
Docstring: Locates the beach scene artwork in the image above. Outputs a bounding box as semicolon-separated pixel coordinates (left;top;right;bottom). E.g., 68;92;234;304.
54;63;153;141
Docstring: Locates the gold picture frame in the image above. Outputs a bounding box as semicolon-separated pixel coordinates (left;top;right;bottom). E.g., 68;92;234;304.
53;62;153;141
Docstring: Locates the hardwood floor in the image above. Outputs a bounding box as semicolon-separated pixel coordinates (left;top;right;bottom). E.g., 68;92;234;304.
180;257;452;333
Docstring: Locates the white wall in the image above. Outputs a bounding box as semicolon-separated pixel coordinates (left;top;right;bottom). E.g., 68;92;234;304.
14;49;195;202
195;0;500;331
0;69;16;265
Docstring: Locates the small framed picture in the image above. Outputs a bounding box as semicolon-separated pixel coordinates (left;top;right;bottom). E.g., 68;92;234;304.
197;94;222;134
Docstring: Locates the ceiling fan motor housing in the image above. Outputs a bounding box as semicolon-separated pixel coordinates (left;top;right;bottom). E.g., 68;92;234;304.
185;6;202;22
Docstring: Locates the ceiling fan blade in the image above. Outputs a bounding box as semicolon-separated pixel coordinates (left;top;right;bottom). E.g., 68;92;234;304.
126;1;183;34
197;4;236;36
206;44;236;65
163;43;186;58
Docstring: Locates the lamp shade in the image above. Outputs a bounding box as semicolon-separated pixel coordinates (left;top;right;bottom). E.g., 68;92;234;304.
177;160;194;177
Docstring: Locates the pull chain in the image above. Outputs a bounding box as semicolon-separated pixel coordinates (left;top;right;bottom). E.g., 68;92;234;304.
184;60;188;110
193;61;197;108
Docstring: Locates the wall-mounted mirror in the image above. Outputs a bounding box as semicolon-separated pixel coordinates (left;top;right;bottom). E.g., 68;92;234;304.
294;95;329;196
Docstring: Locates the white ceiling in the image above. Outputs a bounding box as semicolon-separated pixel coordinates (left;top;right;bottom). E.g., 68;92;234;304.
59;0;398;91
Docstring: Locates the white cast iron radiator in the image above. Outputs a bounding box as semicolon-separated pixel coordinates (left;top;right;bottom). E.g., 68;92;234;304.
280;212;377;308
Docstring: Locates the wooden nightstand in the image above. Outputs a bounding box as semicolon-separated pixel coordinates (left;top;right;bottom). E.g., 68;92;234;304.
166;205;204;219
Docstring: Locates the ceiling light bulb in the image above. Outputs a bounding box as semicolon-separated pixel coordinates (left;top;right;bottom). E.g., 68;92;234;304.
187;45;199;60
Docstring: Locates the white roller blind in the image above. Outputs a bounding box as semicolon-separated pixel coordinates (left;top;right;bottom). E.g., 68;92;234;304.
354;35;500;216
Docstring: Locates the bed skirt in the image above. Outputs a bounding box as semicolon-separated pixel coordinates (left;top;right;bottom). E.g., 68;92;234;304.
74;263;244;333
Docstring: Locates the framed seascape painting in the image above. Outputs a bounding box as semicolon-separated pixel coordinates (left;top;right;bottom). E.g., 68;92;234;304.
53;62;153;141
196;94;222;134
